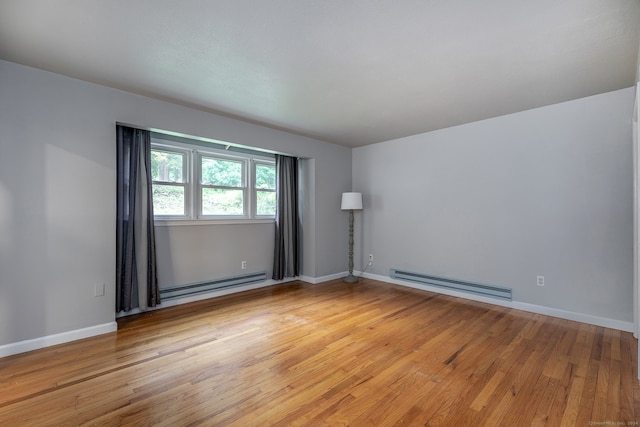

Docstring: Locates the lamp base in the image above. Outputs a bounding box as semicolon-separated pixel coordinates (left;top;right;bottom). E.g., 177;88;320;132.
343;274;359;283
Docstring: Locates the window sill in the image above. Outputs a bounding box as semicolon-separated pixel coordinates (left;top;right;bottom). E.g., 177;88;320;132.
154;218;275;227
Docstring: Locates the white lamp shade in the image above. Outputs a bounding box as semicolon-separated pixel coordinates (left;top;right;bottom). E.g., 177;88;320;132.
341;192;363;210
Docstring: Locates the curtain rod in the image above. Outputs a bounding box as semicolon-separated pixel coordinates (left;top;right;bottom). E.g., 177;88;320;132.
115;121;301;159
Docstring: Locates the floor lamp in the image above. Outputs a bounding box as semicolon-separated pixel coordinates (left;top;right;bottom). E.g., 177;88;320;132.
341;192;363;283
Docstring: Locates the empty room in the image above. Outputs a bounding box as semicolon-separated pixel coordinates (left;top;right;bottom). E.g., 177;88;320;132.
1;0;640;425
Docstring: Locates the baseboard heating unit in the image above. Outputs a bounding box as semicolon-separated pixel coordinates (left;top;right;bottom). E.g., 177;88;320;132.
389;269;512;301
160;271;267;300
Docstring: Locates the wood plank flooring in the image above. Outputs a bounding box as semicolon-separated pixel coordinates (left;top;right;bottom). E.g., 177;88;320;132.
1;278;639;426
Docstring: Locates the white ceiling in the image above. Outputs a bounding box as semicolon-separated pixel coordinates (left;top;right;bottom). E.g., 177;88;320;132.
0;1;638;147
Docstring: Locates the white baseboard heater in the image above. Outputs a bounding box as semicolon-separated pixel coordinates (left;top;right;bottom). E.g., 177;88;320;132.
389;268;512;301
160;271;267;300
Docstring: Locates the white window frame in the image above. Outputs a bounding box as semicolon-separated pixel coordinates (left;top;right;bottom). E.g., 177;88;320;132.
253;160;277;218
150;137;276;225
150;144;192;220
198;152;249;219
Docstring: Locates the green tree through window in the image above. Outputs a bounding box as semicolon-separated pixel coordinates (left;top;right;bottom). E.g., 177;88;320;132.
201;156;245;216
151;150;186;215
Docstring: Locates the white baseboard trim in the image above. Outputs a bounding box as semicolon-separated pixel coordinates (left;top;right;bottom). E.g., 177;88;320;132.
0;322;118;358
362;272;634;332
118;277;299;317
2;279;303;357
8;271;624;359
299;271;350;284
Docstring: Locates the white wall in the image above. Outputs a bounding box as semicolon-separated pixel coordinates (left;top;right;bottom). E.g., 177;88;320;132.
353;88;635;322
0;60;352;348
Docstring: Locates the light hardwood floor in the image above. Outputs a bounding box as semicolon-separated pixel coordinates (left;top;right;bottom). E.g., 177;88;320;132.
1;278;639;426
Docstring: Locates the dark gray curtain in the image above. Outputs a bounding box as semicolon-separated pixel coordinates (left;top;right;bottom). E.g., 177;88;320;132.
272;155;300;280
116;125;160;312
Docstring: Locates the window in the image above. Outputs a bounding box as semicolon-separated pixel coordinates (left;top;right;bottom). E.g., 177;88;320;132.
254;162;276;217
150;137;275;222
200;155;246;217
150;148;188;216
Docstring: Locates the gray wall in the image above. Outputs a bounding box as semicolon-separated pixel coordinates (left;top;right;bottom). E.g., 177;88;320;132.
637;41;640;83
0;60;351;346
353;88;635;322
2;54;633;348
154;224;275;287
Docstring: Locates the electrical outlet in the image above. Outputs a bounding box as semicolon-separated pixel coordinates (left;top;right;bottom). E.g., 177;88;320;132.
241;261;247;270
368;254;374;263
94;283;105;297
537;276;545;287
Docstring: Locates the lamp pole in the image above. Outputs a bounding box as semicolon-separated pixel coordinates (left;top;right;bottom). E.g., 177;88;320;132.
341;192;362;283
344;208;357;283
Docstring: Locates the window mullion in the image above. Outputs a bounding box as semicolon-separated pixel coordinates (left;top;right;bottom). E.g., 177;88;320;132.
188;149;195;219
247;159;253;218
